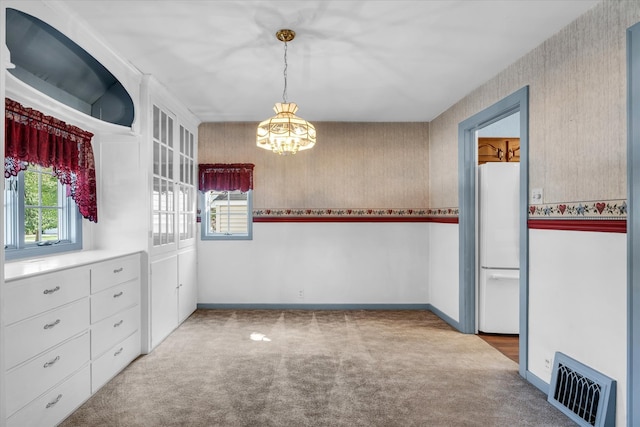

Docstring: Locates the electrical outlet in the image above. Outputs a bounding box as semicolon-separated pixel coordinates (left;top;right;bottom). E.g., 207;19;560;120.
531;188;543;205
298;289;304;299
544;355;553;372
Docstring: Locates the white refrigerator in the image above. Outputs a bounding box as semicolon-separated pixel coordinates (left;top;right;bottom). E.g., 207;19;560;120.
478;162;520;334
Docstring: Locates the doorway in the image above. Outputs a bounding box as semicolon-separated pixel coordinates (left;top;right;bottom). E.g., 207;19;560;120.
457;86;529;379
476;113;521;363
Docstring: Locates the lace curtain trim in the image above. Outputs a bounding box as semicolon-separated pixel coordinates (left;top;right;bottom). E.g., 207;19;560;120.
5;98;98;222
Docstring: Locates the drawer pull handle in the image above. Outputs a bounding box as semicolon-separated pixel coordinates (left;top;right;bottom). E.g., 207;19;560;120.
114;320;124;328
113;267;124;273
43;286;61;295
114;347;124;356
113;291;124;298
46;394;63;409
43;356;60;368
44;319;61;330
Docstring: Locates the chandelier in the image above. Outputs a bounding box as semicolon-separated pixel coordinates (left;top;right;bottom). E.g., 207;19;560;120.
257;29;316;155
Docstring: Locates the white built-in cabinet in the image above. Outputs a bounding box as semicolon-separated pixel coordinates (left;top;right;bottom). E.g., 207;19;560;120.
149;250;197;348
150;254;179;349
0;4;200;422
2;252;141;427
146;83;198;350
0;80;199;425
178;249;197;323
93;77;199;352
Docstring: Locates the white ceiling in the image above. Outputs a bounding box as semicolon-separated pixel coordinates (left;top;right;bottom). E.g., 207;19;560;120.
59;0;599;123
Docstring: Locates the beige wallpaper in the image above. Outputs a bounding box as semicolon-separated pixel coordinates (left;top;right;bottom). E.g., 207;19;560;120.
199;2;640;211
198;122;429;209
429;0;639;208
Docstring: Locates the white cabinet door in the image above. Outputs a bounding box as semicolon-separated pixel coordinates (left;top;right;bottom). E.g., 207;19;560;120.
178;250;197;323
150;255;178;348
147;92;198;351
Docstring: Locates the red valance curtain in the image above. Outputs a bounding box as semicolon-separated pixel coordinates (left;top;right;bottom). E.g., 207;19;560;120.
199;163;254;192
4;98;98;222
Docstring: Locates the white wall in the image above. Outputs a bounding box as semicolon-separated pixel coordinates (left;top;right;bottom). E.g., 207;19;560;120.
427;222;459;322
529;229;626;425
198;222;429;305
93;132;148;253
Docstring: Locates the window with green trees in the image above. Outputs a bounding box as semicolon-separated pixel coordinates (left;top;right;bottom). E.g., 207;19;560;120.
4;165;82;260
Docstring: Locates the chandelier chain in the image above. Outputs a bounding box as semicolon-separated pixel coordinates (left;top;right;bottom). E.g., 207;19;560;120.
282;41;288;103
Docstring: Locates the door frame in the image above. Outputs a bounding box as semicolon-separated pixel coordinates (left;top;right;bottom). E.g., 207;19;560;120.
626;21;640;427
457;86;529;379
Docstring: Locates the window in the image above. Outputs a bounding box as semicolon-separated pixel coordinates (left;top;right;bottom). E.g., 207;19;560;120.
151;105;175;247
201;189;252;240
178;125;196;243
5;165;82;260
198;163;254;241
3;98;96;260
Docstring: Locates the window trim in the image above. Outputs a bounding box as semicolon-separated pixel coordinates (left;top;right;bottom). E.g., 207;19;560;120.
5;169;83;261
200;189;253;241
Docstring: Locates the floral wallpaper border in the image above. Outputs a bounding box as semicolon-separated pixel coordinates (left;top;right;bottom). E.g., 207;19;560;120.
528;199;627;220
252;200;627;221
253;208;459;219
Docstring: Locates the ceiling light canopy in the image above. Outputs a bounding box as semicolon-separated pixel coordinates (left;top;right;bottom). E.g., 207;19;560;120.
257;29;316;155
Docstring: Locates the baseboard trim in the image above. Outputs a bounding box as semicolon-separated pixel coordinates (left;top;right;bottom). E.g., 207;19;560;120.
526;371;550;394
197;303;431;311
425;304;461;331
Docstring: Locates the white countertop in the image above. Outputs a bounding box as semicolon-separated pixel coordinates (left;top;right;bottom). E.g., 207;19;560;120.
5;249;142;282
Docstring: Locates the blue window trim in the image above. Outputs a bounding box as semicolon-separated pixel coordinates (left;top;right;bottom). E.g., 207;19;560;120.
199;190;253;241
5;171;83;261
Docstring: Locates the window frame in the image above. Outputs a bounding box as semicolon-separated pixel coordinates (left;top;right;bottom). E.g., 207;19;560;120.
5;167;83;261
177;124;196;248
200;189;253;241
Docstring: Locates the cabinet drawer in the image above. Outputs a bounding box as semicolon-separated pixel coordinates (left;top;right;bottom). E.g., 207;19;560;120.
91;304;139;359
5;298;90;369
92;331;140;393
5;267;90;325
7;364;91;427
6;332;90;417
91;255;140;294
91;278;139;323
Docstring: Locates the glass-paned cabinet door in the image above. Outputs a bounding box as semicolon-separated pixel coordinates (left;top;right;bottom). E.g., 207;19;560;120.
152;105;176;247
178;124;196;245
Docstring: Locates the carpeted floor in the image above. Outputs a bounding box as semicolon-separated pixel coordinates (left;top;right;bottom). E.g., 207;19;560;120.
61;310;574;426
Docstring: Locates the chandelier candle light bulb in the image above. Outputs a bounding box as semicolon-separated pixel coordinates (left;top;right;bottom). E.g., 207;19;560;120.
256;29;316;155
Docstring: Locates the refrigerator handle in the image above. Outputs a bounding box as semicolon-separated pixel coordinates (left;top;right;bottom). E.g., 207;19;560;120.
489;273;519;280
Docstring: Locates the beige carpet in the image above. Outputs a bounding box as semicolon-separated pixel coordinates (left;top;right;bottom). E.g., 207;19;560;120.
61;310;574;426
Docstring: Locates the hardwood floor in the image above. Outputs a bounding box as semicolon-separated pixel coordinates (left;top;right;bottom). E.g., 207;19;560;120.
478;332;519;364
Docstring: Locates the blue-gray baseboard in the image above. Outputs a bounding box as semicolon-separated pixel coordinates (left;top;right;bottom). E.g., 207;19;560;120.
526;371;550;395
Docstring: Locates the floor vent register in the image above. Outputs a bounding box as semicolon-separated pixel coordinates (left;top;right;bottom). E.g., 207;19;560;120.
547;352;616;427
